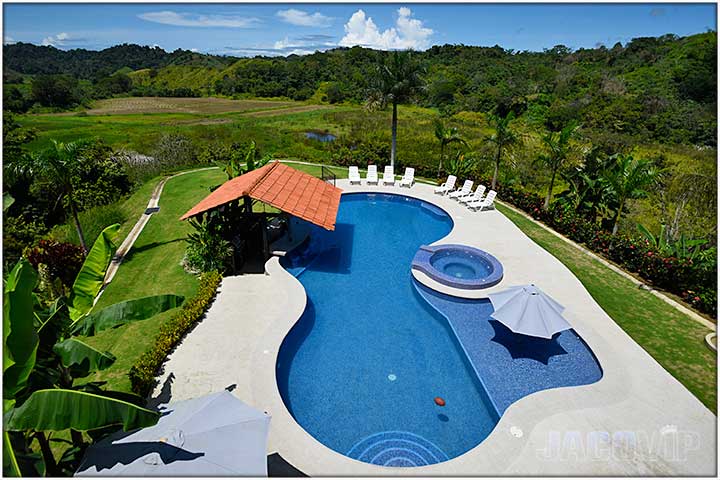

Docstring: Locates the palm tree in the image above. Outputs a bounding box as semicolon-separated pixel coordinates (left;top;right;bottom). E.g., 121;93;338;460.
7;139;91;252
434;119;467;177
486;111;520;190
603;153;659;234
366;50;425;168
536;121;581;210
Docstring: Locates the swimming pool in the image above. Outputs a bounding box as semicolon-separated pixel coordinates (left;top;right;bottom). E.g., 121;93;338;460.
277;193;602;467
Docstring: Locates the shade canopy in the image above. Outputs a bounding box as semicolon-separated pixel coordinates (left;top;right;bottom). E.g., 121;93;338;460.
75;391;271;477
488;284;571;339
180;161;342;230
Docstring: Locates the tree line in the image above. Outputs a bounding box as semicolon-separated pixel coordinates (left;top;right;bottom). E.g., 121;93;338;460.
4;31;716;146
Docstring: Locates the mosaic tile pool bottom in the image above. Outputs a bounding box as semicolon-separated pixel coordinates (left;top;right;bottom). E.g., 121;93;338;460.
347;431;450;467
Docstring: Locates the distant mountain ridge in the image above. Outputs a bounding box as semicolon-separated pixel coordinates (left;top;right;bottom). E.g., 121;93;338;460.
3;42;238;79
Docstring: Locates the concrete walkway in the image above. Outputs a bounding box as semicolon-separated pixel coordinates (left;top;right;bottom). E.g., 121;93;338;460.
154;180;716;476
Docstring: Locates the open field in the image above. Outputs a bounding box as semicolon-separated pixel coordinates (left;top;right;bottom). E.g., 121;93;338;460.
50;96;299;115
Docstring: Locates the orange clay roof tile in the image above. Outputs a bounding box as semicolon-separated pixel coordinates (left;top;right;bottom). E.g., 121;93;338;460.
180;161;342;230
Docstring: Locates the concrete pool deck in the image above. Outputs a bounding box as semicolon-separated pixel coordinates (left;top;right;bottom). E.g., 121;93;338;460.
154;180;716;476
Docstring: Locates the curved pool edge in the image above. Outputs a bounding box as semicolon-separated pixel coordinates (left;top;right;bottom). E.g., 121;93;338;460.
247;182;715;476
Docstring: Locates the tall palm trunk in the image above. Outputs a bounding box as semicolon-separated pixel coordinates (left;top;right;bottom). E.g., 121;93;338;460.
390;101;398;168
544;169;557;210
491;145;502;190
68;194;88;253
438;142;445;177
612;198;625;234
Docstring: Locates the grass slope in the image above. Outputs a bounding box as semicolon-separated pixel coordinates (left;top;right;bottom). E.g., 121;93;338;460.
83;168;225;391
496;203;716;413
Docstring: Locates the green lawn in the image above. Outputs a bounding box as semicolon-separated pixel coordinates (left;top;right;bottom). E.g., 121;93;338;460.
83;168;226;391
496;203;717;412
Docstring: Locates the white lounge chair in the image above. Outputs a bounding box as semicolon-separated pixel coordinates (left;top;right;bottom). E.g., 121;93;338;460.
459;185;486;204
382;165;395;186
468;190;497;211
348;166;361;185
399;167;415;188
434;175;457;195
449;180;474;200
366;165;378;185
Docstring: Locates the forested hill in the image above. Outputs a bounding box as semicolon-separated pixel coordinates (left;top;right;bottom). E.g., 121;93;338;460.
3;42;237;79
3;32;717;145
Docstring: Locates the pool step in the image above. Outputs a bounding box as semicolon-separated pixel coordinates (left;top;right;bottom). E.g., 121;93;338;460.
346;431;449;467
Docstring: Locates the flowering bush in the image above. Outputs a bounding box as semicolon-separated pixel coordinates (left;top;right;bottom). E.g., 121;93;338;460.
24;239;85;288
468;175;716;317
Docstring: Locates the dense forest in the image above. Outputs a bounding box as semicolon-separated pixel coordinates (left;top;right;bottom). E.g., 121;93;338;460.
4;31;717;146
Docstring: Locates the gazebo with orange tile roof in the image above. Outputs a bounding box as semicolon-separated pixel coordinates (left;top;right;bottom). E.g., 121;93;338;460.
180;161;342;270
181;161;342;230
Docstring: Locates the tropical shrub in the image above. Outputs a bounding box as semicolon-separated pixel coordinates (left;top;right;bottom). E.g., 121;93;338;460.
3;216;48;271
129;271;222;397
183;217;234;274
445;151;478;179
24;240;85;289
70;142;132;210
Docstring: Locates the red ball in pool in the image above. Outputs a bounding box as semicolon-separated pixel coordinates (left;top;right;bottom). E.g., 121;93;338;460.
434;397;446;407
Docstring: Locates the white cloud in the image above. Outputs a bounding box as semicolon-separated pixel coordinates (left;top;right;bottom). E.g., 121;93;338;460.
273;36;335;51
42;32;70;46
138;11;259;28
276;9;332;28
4;35;15;45
220;34;337;58
339;8;432;50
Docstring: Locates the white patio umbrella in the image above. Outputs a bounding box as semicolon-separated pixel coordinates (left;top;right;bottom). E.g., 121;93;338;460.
488;284;572;339
75;391;271;477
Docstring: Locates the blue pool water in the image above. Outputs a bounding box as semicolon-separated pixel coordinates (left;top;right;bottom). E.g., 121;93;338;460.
277;193;602;467
431;250;493;279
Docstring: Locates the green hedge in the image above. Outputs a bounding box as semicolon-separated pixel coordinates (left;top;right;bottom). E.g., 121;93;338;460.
129;271;222;396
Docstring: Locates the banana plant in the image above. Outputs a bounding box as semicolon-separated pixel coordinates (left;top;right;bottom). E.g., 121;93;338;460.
637;223;708;260
3;224;185;475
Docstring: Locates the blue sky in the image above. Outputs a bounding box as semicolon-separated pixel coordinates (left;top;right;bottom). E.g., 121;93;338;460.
3;3;716;56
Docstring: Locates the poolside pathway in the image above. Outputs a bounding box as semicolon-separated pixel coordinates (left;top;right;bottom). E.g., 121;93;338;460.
154;180;716;476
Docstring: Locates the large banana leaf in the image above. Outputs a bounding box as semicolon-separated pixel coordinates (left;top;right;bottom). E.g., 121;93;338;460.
53;338;116;378
68;224;120;322
3;431;21;477
71;294;185;336
4;389;159;432
3;193;15;212
3;259;39;406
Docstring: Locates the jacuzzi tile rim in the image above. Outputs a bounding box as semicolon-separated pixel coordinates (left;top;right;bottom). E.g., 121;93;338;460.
411;242;504;289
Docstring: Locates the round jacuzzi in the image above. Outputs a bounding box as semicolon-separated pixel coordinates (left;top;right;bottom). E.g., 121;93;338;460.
411;244;503;290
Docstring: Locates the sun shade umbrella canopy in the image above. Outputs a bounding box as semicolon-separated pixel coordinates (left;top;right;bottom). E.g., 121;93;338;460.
488;284;572;339
75;391;271;477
